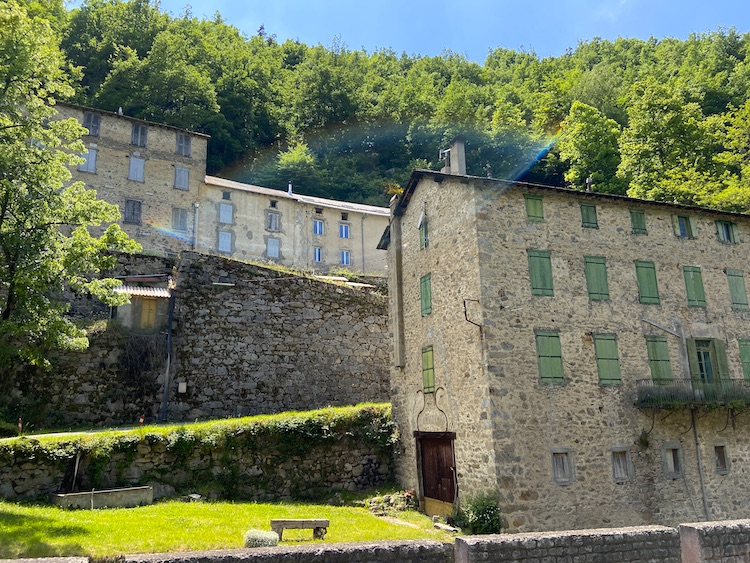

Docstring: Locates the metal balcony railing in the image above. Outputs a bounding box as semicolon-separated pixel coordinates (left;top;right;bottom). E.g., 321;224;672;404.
635;378;750;408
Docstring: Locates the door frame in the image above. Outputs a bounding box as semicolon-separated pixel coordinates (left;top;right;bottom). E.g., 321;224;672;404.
414;431;457;516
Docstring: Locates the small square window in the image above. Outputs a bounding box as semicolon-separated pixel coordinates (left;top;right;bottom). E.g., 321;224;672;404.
222;191;231;201
313;246;322;263
270;200;278;208
131;123;147;147
716;220;738;244
176;132;191;156
339;223;350;239
580;204;598;228
630;210;647;234
673;215;696;239
315;207;323;214
267;211;280;231
663;443;683;479
83;112;100;137
341;249;351;266
313;219;324;235
525;194;544;221
551;448;574;485
611;448;633;482
715;445;729;475
174;166;189;190
341;212;349;221
124;199;142;224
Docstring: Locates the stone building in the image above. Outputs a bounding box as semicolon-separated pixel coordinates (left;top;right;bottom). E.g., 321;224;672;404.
57;102;210;257
199;176;388;275
384;142;750;532
57;103;389;274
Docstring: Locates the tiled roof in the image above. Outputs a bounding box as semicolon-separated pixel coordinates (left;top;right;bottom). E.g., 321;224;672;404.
114;285;171;299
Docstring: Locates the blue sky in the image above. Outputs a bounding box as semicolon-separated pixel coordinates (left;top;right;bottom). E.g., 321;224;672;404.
149;0;750;61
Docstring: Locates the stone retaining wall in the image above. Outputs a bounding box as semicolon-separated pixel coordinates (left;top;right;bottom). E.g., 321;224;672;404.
680;520;750;563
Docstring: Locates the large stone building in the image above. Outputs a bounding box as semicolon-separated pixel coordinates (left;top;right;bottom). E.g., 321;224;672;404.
384;142;750;532
57;103;388;274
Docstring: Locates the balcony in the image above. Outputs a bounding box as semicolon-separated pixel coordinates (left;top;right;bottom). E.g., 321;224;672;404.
635;378;750;409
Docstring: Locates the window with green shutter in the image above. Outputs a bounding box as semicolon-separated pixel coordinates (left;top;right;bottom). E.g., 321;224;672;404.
420;273;432;316
635;261;660;304
581;204;598;228
716;220;739;244
673;215;696;239
738;340;750;380
594;333;622;385
528;250;553;296
422;346;435;392
630;210;647;234
686;339;729;383
683;266;706;307
727;269;748;310
584;256;609;301
535;330;564;383
525;194;544;221
646;336;672;382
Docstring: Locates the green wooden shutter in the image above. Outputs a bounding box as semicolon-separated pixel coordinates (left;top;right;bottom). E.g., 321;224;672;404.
731;222;740;243
635;261;660;304
594;334;621;384
422;346;435;392
528;250;553;296
581;204;598;228
727;269;748;310
683;266;706;307
738;340;750;379
714;339;729;380
584;256;609;300
646;336;672;381
672;215;681;236
525;195;544;221
630;210;647;234
687;339;700;380
688;216;697;238
420;274;432;316
535;330;564;382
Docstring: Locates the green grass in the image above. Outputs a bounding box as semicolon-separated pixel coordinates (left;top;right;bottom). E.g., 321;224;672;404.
0;499;454;558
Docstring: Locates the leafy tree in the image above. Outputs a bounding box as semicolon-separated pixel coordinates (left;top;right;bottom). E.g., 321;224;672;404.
0;1;140;368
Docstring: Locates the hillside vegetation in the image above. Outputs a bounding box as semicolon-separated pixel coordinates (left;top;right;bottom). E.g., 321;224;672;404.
22;0;750;209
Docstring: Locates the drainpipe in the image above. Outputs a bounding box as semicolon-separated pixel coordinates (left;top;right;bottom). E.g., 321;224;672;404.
360;214;367;273
192;201;200;250
692;409;710;521
159;290;176;421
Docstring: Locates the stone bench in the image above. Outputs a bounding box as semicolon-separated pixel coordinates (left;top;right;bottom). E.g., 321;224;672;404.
270;518;329;541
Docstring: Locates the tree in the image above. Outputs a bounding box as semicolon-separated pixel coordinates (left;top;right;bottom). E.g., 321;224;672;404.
0;1;140;368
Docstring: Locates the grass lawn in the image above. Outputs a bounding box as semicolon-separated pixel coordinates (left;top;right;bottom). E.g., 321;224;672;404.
0;498;455;558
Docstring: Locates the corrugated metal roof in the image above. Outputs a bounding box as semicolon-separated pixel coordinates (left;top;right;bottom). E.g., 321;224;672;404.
114;285;171;298
204;175;390;216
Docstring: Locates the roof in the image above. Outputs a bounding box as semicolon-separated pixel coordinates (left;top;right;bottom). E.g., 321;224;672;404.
57;101;211;139
204;176;390;217
394;169;750;221
115;286;171;299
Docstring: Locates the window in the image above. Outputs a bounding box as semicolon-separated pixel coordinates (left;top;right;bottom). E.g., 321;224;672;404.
174;166;189;190
131;123;147;147
313;246;322;263
341;212;348;221
420;273;432;316
663;443;683;479
124;199;141;224
341;250;351;266
128;155;144;182
83;112;100;136
683;266;706;308
528;250;553;296
525;194;544;221
594;333;621;385
584;256;609;301
218;231;232;253
267;211;280;232
267;237;280;259
714;445;729;475
551;448;574;485
739;340;750;380
270;200;277;208
727;269;749;310
716;220;738;243
646;336;672;382
222;191;231;200
580;204;598;228
176;132;191;156
339;223;350;239
315;207;323;214
172;207;188;232
630;210;647;234
219;203;233;224
687;339;728;383
673;215;696;239
611;448;633;482
535;330;564;383
418;212;428;249
635;261;660;304
422;346;435;393
313;219;324;235
78;148;97;173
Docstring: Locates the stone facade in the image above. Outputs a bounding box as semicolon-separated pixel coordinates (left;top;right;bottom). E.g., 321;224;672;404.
57;102;209;257
200;177;389;275
387;163;750;532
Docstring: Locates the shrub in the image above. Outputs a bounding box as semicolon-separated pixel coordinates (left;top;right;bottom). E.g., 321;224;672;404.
451;490;502;535
243;529;279;548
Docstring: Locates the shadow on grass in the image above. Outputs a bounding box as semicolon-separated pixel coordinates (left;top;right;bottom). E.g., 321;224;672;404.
0;508;87;558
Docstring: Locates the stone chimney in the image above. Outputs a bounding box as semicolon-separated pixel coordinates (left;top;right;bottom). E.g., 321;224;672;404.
439;139;467;175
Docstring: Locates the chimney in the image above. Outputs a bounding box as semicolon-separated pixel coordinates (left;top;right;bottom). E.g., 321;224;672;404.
439;139;467;175
586;176;593;192
288;180;293;196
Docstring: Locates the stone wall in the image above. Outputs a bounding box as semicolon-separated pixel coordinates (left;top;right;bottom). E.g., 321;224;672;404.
680;520;750;563
167;252;389;420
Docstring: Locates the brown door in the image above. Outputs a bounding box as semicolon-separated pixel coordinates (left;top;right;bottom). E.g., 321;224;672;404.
417;433;456;516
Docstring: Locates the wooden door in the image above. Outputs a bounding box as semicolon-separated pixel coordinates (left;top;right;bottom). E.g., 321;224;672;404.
140;298;157;329
417;433;456;516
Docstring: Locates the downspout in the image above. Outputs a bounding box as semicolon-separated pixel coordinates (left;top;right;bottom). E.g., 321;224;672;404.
360;214;367;273
192;201;200;250
692;409;710;521
159;290;176;421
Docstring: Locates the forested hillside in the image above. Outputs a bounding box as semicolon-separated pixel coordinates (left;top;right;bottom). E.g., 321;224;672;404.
24;0;750;208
